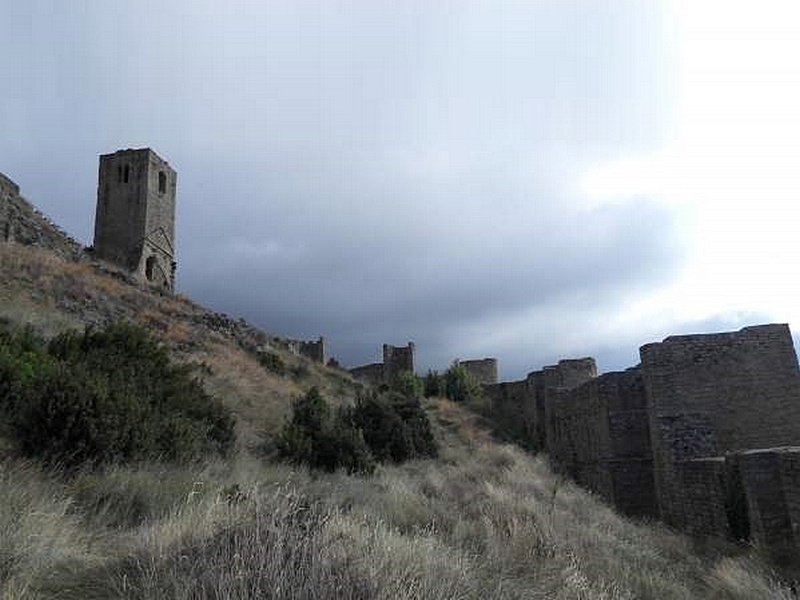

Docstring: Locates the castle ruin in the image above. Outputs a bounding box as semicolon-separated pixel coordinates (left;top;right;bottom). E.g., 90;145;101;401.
484;323;800;572
6;153;800;572
93;148;177;292
350;342;416;384
287;336;328;364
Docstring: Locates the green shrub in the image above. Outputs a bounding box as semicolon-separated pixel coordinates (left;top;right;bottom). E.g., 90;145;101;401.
277;388;375;474
389;370;423;399
444;362;483;403
423;369;443;398
0;326;53;412
277;387;437;473
387;393;438;459
349;392;437;463
258;350;286;375
346;393;407;463
2;323;235;467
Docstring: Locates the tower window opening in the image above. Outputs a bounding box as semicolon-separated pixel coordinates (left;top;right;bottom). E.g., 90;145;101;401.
158;171;167;193
123;164;130;183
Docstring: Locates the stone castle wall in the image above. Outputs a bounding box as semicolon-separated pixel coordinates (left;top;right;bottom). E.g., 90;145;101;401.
484;323;800;569
484;378;535;446
486;358;596;452
383;343;415;380
350;342;416;384
545;368;657;517
459;358;499;385
287;336;327;364
738;448;800;570
639;324;800;531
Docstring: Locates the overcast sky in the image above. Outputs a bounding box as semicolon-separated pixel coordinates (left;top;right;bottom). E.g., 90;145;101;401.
2;1;799;379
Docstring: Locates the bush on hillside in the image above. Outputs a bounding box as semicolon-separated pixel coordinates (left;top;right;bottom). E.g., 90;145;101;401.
277;388;375;474
423;369;443;398
0;323;235;467
444;362;483;403
388;370;424;400
348;392;437;463
277;387;437;473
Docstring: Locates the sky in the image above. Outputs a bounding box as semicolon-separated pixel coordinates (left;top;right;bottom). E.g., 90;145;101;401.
1;1;799;379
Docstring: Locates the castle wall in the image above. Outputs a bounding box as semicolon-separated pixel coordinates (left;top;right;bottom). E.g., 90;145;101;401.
546;370;652;514
287;336;327;364
678;457;732;537
527;369;552;451
383;342;415;379
639;324;800;531
349;363;384;385
544;367;656;517
459;358;499;385
543;358;598;457
350;342;416;385
738;448;800;569
556;358;598;388
484;379;535;446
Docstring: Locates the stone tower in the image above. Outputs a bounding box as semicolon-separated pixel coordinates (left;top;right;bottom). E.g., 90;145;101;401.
93;148;176;291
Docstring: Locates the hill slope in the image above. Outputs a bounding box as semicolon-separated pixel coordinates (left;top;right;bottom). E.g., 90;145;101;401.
0;236;794;598
0;242;361;450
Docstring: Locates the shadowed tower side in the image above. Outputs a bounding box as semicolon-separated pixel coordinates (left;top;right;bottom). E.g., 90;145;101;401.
93;148;177;291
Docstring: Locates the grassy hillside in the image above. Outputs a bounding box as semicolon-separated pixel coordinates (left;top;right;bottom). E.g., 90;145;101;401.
0;242;794;599
0;243;361;449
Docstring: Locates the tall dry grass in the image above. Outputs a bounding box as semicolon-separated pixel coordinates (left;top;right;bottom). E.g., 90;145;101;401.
2;400;794;599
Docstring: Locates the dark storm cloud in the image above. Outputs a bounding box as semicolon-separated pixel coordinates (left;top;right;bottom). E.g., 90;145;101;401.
0;1;681;378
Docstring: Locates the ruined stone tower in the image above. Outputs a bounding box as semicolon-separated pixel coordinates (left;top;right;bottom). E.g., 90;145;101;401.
93;148;176;291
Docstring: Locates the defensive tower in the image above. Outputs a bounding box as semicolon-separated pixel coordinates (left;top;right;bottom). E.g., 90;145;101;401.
93;148;176;291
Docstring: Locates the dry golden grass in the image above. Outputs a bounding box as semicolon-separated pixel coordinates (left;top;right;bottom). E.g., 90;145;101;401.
0;243;363;453
1;401;794;599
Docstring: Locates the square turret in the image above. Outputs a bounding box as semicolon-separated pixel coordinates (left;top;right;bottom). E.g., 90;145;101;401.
94;148;176;291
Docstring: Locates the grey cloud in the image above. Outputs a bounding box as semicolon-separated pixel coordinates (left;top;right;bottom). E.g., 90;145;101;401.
1;2;681;379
